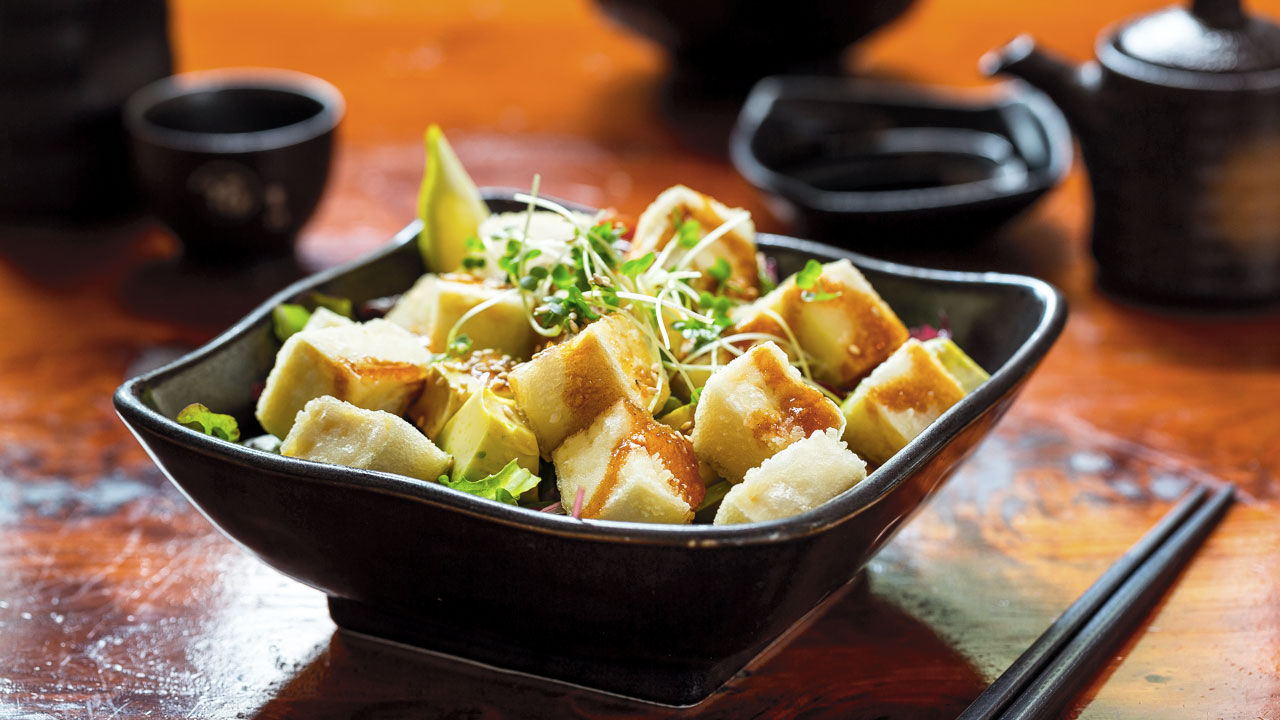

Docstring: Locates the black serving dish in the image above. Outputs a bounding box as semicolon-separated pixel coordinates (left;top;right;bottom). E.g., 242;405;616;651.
114;192;1066;706
731;76;1072;246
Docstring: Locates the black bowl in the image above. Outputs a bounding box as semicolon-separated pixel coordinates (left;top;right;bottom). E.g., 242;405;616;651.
731;76;1073;246
123;69;343;264
595;0;913;90
114;192;1066;706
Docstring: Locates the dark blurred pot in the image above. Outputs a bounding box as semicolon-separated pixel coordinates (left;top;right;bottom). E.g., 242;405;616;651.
0;0;172;221
124;70;343;264
596;0;915;90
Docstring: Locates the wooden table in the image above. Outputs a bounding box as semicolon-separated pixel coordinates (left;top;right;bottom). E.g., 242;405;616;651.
3;1;1278;717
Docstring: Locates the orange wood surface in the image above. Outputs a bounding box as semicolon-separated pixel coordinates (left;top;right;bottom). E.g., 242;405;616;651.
2;1;1279;718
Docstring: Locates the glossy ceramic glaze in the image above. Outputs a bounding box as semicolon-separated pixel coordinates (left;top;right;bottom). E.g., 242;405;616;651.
985;0;1280;309
114;195;1065;706
124;70;343;263
730;77;1072;247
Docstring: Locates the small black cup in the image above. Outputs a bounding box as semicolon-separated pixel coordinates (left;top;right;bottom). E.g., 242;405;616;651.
124;70;343;264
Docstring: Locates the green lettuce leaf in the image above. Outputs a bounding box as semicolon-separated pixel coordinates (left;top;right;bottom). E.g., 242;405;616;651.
272;292;355;343
177;403;241;442
438;459;540;505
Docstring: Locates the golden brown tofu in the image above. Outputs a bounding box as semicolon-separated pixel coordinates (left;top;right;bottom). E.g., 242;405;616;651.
628;185;760;299
714;428;866;525
301;306;353;331
553;399;704;523
255;319;431;438
385;273;536;359
731;259;908;390
841;339;968;465
281;396;451;481
509;312;668;458
692;342;845;484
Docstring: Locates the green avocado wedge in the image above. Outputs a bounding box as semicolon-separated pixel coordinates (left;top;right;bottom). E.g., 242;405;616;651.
437;387;540;483
416;124;489;272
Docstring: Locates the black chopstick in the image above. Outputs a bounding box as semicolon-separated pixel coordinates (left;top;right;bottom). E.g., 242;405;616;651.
959;484;1234;720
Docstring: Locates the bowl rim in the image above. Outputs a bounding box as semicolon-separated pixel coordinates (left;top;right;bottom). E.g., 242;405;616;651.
114;192;1066;548
123;68;345;155
728;75;1074;214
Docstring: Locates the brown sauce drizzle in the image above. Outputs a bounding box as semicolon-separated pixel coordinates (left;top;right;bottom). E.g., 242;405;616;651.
557;315;658;439
867;343;964;414
745;347;841;450
343;358;427;384
584;401;704;518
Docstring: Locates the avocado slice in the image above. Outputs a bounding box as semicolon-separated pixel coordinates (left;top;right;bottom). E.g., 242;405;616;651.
437;388;539;482
657;401;696;433
417;124;489;273
923;337;989;393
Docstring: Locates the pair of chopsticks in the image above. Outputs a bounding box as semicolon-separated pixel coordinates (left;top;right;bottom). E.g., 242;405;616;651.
958;483;1235;720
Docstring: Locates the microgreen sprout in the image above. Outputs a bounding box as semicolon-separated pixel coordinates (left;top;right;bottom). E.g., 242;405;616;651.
796;259;841;302
443;179;827;415
620;252;656;279
707;257;731;283
674;211;702;249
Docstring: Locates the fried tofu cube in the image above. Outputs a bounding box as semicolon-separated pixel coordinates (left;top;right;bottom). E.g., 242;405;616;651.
840;339;968;466
407;350;517;440
732;259;909;390
553;400;704;523
692;342;845;484
255;319;430;438
629;185;760;299
714;428;866;525
385;273;536;359
302;306;353;331
509;313;668;458
281;396;451;481
923;336;989;393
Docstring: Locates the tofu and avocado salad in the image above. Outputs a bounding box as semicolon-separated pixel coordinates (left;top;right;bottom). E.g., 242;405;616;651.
176;126;990;526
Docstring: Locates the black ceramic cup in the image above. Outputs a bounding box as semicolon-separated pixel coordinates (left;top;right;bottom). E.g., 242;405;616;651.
124;70;343;264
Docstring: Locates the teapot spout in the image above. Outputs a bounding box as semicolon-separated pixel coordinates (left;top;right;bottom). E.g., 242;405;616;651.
980;35;1099;141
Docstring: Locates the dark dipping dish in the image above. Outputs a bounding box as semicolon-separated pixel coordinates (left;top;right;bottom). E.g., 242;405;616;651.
731;77;1072;245
114;193;1066;706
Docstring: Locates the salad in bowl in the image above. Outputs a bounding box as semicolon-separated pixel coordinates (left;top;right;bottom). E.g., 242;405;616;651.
190;126;990;527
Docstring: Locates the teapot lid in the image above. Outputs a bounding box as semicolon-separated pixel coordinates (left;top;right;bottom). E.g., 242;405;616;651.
1115;0;1280;73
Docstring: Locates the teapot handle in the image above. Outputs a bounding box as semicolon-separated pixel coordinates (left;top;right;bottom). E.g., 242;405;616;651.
1193;0;1245;27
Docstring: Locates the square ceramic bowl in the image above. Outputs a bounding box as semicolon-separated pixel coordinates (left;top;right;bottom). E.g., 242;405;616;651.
115;193;1066;706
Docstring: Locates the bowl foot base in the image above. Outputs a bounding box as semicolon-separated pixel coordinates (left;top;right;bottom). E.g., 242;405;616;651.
326;595;750;707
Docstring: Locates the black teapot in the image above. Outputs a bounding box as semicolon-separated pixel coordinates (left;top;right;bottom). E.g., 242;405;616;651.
984;0;1280;309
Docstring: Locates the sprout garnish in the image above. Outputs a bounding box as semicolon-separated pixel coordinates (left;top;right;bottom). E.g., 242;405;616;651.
440;178;823;406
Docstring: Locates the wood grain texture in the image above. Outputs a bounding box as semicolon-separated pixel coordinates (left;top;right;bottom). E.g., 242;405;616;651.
2;0;1279;718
